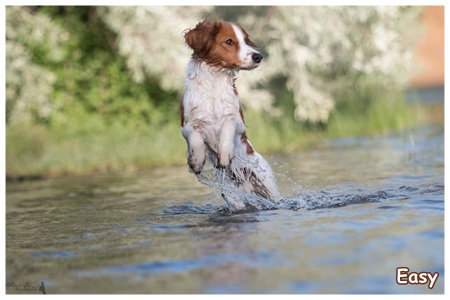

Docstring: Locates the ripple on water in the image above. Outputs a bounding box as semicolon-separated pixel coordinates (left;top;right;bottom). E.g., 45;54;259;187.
163;169;443;216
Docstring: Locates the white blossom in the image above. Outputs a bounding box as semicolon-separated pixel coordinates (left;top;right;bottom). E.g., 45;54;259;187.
6;7;67;123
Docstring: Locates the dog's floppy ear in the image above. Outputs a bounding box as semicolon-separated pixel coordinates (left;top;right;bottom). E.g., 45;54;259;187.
184;19;220;57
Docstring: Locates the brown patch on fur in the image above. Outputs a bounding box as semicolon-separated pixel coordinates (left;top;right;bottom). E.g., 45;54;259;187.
237;24;257;47
248;170;271;199
184;19;251;69
232;78;238;95
239;104;253;154
180;101;185;126
184;19;218;59
239;103;245;123
241;132;254;155
206;22;241;69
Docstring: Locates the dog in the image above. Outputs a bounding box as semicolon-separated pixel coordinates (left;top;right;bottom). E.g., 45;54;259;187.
180;19;281;210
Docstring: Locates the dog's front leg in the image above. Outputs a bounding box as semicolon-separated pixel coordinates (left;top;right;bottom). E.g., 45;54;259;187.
218;119;244;168
182;125;206;174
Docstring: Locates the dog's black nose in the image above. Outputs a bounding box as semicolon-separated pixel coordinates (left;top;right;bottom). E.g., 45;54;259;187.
252;53;263;63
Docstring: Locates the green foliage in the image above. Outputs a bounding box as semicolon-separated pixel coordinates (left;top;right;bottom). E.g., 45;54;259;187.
6;6;183;178
5;6;429;179
213;6;422;123
49;7;178;126
7;7;178;127
5;7;62;124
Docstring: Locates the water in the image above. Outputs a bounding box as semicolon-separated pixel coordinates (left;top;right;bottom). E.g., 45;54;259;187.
6;125;444;294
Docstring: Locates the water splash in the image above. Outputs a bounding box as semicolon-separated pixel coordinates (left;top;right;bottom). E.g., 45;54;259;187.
196;167;279;212
193;164;389;212
164;163;443;215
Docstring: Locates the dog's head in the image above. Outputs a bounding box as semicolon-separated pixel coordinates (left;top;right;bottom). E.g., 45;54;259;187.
184;19;262;70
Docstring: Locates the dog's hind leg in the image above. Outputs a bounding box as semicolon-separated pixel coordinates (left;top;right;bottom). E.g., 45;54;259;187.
232;151;282;203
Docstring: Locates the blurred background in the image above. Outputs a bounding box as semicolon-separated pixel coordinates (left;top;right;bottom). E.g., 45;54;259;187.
5;6;444;179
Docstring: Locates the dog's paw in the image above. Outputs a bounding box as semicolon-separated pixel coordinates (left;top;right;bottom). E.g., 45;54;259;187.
188;152;205;174
185;131;206;174
188;163;203;175
218;151;233;168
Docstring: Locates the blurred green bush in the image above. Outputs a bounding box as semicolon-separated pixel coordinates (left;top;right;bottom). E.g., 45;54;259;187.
5;6;425;178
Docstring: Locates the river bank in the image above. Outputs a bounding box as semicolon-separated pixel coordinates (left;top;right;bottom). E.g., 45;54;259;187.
6;94;443;182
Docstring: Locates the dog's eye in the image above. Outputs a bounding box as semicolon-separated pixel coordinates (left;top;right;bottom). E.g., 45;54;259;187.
225;39;235;45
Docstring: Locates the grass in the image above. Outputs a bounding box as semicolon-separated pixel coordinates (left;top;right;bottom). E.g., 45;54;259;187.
6;95;434;180
6;118;186;179
326;93;419;138
245;94;423;154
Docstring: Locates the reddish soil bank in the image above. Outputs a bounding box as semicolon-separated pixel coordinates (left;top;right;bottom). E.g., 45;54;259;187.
411;6;444;88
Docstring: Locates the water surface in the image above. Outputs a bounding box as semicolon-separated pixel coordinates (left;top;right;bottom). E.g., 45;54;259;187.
6;125;444;294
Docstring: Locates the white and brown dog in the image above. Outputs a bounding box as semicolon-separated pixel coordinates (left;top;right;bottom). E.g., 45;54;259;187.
180;19;281;210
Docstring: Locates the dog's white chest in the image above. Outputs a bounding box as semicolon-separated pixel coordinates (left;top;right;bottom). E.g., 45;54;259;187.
183;59;240;124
